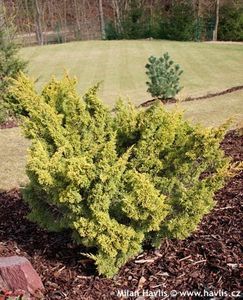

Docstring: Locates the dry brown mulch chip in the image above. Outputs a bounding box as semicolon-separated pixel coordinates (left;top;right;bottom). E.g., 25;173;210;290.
0;131;242;299
0;119;19;129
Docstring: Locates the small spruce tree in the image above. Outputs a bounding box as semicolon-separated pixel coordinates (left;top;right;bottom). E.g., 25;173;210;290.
145;52;183;101
10;73;233;278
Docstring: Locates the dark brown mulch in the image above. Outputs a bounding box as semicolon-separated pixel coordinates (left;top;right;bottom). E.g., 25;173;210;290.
0;131;242;300
139;84;243;108
138;97;177;108
0;119;19;130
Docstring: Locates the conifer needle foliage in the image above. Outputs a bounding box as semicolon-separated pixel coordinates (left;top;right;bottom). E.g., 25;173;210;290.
0;23;27;122
146;52;183;100
10;73;231;277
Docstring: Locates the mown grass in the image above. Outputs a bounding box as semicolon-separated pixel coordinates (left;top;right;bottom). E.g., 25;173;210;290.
1;40;242;190
20;40;243;106
179;90;243;127
0;127;29;191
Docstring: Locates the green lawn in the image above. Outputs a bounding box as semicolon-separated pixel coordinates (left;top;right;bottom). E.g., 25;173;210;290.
20;40;243;106
180;90;243;127
1;40;243;190
0;127;29;191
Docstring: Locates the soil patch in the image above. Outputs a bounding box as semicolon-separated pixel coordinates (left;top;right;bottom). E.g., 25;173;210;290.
0;131;242;299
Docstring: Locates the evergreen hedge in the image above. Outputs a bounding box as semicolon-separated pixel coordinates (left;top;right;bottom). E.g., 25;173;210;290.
160;1;197;41
218;4;243;41
11;73;232;277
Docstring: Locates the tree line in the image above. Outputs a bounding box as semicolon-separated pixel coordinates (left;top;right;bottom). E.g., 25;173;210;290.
2;0;243;45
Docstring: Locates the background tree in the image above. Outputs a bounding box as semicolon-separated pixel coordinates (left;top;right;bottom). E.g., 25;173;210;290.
0;0;4;28
0;1;27;123
218;1;243;41
33;0;44;45
213;0;220;41
98;0;106;39
2;0;243;44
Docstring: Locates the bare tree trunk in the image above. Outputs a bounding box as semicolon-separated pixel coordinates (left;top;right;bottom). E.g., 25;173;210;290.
63;0;67;42
0;0;5;29
98;0;105;39
112;0;122;35
34;0;44;45
74;0;81;32
197;0;201;17
24;0;32;37
213;0;219;41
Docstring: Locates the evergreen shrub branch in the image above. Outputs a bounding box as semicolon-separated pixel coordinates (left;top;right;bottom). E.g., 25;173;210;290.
9;72;234;277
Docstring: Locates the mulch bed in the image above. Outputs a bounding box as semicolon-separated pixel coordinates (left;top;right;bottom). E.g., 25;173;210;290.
0;119;19;130
138;98;176;108
0;131;242;299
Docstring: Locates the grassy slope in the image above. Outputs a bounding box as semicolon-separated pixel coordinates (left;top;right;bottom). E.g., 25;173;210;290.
179;90;243;127
1;40;243;190
20;40;243;106
0;128;29;191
